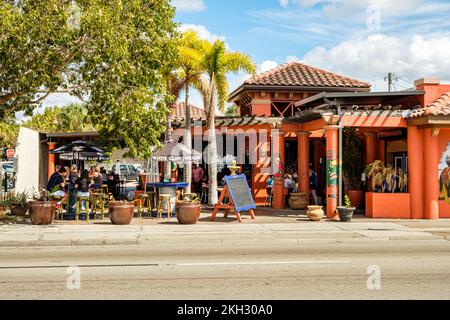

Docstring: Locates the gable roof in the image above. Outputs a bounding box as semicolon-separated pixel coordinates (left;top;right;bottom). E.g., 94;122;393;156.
407;92;450;118
229;62;371;101
171;102;206;121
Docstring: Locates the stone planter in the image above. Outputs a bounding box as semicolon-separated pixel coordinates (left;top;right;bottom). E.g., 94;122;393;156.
347;190;363;209
28;201;55;225
336;206;356;222
288;192;307;209
176;202;201;224
306;205;324;221
11;205;28;216
109;201;134;225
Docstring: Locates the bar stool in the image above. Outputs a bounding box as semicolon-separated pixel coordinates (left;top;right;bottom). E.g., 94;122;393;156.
75;196;91;223
102;184;109;194
265;187;273;207
91;193;107;220
157;194;172;219
52;196;64;220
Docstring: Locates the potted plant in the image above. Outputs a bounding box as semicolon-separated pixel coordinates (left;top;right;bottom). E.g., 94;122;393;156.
4;191;29;216
175;193;201;224
343;128;364;208
288;192;307;209
0;199;8;221
365;160;407;193
337;194;355;222
109;200;134;225
28;189;55;225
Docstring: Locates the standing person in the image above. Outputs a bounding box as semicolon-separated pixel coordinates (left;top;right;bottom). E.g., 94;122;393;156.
309;163;318;205
75;169;91;211
192;163;204;196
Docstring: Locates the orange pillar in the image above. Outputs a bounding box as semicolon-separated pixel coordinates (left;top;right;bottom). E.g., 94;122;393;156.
407;126;424;219
297;131;310;203
272;129;285;209
47;142;57;179
325;126;339;219
365;132;378;164
378;139;386;163
423;128;439;219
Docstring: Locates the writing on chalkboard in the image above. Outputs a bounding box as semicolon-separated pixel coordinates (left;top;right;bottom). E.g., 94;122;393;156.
224;174;256;212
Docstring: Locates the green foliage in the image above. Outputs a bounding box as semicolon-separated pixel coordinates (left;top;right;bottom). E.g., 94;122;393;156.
0;0;179;159
2;190;29;207
23;103;95;133
342;128;363;190
344;194;352;208
0;121;19;150
224;105;239;117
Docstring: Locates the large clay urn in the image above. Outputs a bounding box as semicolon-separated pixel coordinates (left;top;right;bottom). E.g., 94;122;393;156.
28;201;55;225
11;205;28;216
347;190;363;209
176;202;201;224
306;205;324;221
109;201;134;225
288;192;307;209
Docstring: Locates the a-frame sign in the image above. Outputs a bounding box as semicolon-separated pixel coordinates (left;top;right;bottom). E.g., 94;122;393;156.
210;174;256;223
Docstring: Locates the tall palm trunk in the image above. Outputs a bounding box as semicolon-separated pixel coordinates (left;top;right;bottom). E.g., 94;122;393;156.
183;82;192;192
206;84;218;205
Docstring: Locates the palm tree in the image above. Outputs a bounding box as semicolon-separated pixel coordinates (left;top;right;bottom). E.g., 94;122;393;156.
195;40;256;205
178;31;204;192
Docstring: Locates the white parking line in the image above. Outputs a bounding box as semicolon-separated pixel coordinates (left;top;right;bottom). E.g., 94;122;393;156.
174;260;352;266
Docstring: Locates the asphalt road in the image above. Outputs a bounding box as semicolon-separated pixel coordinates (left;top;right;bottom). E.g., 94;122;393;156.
1;239;450;300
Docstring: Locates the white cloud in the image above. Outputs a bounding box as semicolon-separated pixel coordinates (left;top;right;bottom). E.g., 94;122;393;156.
173;0;205;12
258;60;278;73
301;33;450;91
179;24;226;43
286;55;299;62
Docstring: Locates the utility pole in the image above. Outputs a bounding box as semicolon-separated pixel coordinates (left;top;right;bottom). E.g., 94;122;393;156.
384;72;398;92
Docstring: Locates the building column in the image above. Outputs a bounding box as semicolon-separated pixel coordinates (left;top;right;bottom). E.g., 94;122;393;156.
272;129;285;209
377;139;386;163
325;126;339;219
365;132;378;164
47;142;57;179
297;131;310;204
423;128;439;220
407;126;424;219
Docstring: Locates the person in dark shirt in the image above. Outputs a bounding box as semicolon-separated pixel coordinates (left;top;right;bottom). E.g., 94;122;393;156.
47;167;67;195
75;169;91;196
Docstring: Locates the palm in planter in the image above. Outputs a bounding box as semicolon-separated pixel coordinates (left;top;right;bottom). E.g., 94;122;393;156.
343;128;364;208
4;191;29;216
365;161;407;193
176;193;201;224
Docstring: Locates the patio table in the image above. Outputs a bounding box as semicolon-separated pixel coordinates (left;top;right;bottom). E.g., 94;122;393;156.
146;182;189;214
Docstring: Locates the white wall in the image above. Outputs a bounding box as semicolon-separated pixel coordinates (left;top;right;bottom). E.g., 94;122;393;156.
14;127;41;194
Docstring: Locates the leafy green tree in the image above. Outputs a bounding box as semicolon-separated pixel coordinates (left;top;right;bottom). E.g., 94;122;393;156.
195;40;256;205
0;121;19;150
23;103;95;133
224;104;240;117
0;0;179;159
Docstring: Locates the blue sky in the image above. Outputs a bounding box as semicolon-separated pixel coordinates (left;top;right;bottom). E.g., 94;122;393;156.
41;0;450;110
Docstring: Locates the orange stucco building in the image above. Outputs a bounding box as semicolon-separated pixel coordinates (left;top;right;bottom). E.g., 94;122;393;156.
174;62;450;220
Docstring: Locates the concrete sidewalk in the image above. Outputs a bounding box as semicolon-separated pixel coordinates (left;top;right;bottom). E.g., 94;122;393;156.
1;213;450;246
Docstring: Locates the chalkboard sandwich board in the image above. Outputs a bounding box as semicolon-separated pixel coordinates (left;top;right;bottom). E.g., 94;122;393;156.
210;174;256;223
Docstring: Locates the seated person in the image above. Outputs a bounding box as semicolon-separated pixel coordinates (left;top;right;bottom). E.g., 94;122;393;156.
47;167;67;197
266;175;274;195
284;174;295;193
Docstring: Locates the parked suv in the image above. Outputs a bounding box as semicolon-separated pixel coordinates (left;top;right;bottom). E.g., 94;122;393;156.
111;163;139;181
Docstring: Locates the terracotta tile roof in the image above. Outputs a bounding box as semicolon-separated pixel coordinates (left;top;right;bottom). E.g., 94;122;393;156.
407;92;450;118
171;102;206;121
244;62;371;89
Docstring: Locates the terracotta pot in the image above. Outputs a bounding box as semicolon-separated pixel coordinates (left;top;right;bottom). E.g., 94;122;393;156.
306;205;324;221
176;202;201;224
109;202;134;225
288;192;307;209
28;201;55;225
11;205;28;216
0;207;6;220
348;190;363;209
337;206;356;222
